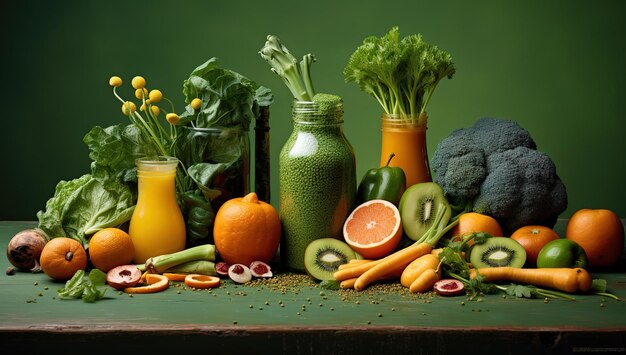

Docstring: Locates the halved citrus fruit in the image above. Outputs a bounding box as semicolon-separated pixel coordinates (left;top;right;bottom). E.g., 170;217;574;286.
343;199;402;259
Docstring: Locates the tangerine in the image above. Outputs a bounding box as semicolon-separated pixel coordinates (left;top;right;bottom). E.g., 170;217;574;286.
88;228;135;272
213;192;281;266
565;209;625;269
450;212;503;238
510;225;560;266
40;237;87;281
343;199;402;259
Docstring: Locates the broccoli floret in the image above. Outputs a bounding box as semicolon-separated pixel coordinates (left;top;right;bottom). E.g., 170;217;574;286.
431;118;567;235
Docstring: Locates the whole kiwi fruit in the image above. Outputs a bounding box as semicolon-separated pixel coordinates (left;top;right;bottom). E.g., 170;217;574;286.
304;238;357;281
398;182;450;241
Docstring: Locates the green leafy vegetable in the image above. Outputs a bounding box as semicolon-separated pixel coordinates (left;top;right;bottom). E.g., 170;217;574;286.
57;269;108;303
37;174;135;249
259;35;316;101
343;26;455;122
179;57;273;129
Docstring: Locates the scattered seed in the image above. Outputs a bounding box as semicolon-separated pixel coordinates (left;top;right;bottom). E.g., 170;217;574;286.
391;307;396;311
259;307;263;310
6;266;15;275
600;303;605;308
44;286;49;290
233;321;238;324
460;302;465;306
38;292;43;297
33;282;38;286
378;313;383;317
249;305;253;309
330;307;335;311
128;294;133;298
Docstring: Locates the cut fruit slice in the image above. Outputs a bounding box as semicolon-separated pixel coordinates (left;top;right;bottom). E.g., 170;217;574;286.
343;199;403;259
469;237;527;268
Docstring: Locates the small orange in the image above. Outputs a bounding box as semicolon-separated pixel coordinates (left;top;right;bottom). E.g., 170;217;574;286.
565;209;625;269
213;192;281;266
450;212;504;238
343;199;402;259
88;228;135;272
510;225;560;266
40;237;87;281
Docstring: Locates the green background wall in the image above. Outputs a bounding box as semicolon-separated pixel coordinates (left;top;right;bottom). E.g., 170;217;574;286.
2;0;625;222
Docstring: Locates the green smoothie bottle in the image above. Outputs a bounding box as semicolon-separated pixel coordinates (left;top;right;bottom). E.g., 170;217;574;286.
279;94;356;272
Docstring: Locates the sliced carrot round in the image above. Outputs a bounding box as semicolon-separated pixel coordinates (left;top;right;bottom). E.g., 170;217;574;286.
163;273;188;282
124;274;169;294
184;274;221;289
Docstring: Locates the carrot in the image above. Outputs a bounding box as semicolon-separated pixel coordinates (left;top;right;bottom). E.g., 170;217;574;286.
124;274;169;294
163;272;188;282
334;259;384;281
340;278;358;289
337;259;374;270
353;242;433;291
409;268;441;293
184;274;221;289
400;254;440;287
469;267;592;294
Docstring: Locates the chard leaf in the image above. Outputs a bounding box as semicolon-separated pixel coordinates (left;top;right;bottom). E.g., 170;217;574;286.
188;163;226;201
180;57;270;130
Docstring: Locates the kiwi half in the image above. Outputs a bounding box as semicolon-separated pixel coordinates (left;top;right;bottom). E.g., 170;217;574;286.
304;238;356;281
469;237;527;268
398;182;450;241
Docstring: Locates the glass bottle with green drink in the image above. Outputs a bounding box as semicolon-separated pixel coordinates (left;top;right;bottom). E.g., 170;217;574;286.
260;35;357;272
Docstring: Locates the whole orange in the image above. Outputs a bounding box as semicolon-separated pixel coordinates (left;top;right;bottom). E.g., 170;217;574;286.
213;192;281;265
450;212;504;238
565;209;625;269
40;237;87;281
88;228;135;272
510;225;560;266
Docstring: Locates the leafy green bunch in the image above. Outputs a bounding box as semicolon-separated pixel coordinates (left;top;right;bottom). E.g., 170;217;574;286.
343;26;455;124
37;58;272;248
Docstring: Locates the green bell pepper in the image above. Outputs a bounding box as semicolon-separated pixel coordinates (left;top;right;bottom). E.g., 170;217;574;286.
356;153;406;206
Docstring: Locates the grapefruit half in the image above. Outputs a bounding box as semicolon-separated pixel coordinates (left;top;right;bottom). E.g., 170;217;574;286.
343;199;402;259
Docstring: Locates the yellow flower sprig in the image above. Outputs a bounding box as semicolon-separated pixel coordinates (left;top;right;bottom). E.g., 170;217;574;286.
108;75;203;196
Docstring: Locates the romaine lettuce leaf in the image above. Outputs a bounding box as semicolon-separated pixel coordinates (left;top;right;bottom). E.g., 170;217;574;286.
36;174;135;249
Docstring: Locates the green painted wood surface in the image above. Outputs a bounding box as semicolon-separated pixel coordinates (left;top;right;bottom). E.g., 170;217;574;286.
1;221;625;353
1;221;625;328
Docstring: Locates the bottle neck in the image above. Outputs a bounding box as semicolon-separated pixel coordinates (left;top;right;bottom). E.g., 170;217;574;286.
292;99;344;126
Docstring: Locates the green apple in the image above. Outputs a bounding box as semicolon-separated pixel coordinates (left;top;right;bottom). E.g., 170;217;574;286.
536;239;588;268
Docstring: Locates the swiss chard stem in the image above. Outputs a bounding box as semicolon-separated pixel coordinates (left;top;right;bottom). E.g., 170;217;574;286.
145;244;216;274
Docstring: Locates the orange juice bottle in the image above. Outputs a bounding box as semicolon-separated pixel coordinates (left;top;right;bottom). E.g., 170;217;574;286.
129;156;186;264
380;113;432;188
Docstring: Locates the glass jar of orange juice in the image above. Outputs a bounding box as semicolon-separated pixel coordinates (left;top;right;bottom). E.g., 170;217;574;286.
380;113;432;188
129;156;186;264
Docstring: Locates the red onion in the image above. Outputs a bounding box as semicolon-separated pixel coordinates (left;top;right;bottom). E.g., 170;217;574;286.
6;229;48;272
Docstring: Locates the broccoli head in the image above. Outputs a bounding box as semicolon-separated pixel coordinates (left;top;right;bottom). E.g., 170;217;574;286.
431;117;567;235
